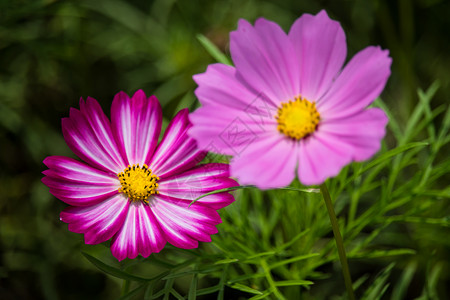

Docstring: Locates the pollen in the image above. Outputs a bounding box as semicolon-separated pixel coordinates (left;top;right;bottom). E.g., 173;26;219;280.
276;96;321;140
117;164;159;204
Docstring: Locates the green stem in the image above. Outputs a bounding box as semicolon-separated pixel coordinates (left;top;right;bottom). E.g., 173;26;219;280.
320;182;355;300
121;279;130;296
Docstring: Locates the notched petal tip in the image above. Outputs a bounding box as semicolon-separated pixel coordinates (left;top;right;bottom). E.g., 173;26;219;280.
113;91;131;104
254;17;272;27
254;17;289;37
194;63;228;83
78;97;86;107
84;96;100;107
148;94;159;103
60;116;70;126
367;46;393;79
316;9;333;21
367;45;392;62
42;156;54;167
41;169;52;177
41;175;50;186
237;18;252;30
68;107;80;119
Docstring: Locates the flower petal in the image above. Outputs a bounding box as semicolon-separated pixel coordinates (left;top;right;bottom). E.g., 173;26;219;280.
158;163;238;209
42;156;120;206
193;64;262;109
230;18;300;103
297;108;388;185
318;46;392;119
111;90;162;166
190;63;277;156
79;97;127;170
319;108;388;161
289;10;347;101
150;109;206;178
230;134;298;189
60;194;129;244
297;134;353;185
43;156;118;184
62;107;122;173
42;175;119;207
151;195;221;249
110;203;166;261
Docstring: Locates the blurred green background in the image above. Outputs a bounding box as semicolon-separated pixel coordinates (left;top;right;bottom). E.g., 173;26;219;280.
0;0;449;299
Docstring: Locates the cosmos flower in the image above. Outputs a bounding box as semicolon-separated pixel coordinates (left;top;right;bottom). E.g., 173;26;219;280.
189;10;391;189
42;91;237;261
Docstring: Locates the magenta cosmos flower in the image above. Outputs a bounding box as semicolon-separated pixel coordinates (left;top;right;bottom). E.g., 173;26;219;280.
42;90;237;260
189;10;392;189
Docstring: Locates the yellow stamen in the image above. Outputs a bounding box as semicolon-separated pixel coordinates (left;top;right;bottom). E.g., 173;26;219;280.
276;96;320;140
117;164;159;204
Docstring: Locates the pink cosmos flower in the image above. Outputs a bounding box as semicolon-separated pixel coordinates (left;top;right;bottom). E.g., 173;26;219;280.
189;10;392;189
42;90;237;261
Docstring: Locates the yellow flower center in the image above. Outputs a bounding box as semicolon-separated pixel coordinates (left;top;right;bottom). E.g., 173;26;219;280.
118;164;159;204
276;97;321;140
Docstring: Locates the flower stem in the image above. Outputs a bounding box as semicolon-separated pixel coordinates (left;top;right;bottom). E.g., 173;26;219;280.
319;182;355;300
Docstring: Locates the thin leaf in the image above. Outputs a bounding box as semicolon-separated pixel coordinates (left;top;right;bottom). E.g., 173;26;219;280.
196;34;232;65
144;281;156;300
190;185;319;206
217;264;228;300
362;263;395;300
274;280;314;287
436;104;450;148
391;261;417;300
214;258;239;265
163;278;174;300
362;142;428;173
418;88;436;142
196;285;220;296
170;288;185;300
276;229;311;252
245;251;277;261
82;252;151;282
269;253;320;269
373;98;402;141
402;81;439;145
227;273;266;284
350;249;416;259
426;262;444;299
248;290;272;300
353;274;370;291
190;186;248;206
382;216;450;226
344;142;429;187
228;283;263;295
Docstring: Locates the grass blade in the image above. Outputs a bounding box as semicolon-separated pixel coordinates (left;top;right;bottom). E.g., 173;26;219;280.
196;34;231;65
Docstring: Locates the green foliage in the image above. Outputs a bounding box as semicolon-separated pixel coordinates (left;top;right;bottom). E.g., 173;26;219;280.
1;0;449;299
